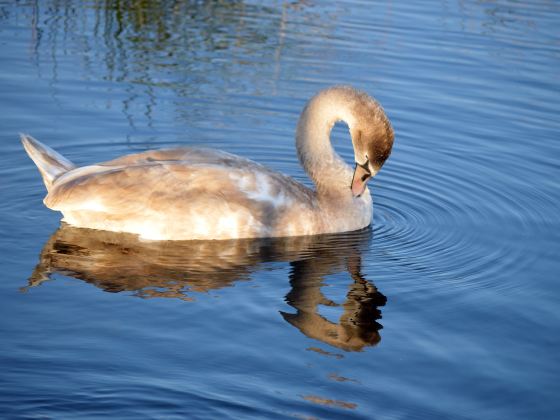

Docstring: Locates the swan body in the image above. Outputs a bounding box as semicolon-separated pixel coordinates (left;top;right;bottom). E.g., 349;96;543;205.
22;86;394;240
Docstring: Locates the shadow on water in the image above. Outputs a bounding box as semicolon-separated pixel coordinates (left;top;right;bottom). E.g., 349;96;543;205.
24;224;386;352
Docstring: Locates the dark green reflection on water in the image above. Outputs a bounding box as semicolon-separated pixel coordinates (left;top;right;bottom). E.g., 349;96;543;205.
25;224;386;351
22;0;325;86
13;0;333;143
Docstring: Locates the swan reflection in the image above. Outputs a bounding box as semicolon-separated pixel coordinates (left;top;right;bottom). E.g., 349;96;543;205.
26;224;386;351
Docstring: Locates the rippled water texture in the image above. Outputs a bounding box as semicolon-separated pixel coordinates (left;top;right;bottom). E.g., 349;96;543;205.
1;1;559;418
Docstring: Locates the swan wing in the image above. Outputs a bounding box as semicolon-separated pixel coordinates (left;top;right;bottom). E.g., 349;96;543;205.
44;148;315;237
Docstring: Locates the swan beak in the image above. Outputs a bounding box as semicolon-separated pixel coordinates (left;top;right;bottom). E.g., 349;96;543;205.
351;162;371;198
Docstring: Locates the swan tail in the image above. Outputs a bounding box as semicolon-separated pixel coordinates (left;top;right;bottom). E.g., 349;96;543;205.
21;134;76;191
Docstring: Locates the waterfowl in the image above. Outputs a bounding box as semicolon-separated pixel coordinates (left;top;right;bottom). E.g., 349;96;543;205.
22;86;394;240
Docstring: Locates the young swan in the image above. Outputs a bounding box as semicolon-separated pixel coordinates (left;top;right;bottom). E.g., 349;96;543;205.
22;86;394;240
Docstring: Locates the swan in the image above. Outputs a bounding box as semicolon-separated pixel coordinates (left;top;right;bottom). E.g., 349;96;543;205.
22;86;394;240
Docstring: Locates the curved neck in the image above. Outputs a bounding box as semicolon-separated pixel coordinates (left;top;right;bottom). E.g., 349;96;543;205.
296;89;355;194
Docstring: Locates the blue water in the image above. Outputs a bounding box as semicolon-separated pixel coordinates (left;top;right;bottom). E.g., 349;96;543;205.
1;1;559;418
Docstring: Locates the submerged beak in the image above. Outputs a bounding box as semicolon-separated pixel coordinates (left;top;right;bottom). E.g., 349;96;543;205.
351;160;371;198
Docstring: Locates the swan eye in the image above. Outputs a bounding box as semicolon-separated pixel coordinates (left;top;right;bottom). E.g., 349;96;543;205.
361;173;370;182
356;156;370;174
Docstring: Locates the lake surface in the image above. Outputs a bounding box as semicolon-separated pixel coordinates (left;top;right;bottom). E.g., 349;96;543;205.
1;1;559;418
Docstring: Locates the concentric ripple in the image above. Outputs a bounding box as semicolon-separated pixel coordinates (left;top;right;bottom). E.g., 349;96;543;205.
370;143;551;294
2;1;560;418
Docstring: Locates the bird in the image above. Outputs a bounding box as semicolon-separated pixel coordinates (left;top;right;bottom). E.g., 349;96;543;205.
22;86;394;241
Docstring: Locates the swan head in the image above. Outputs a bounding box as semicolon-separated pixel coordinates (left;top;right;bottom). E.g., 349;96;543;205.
347;89;394;197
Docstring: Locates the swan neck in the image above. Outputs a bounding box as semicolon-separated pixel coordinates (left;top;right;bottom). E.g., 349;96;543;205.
296;91;355;191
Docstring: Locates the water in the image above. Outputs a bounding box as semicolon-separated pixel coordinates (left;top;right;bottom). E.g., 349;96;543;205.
1;1;559;418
